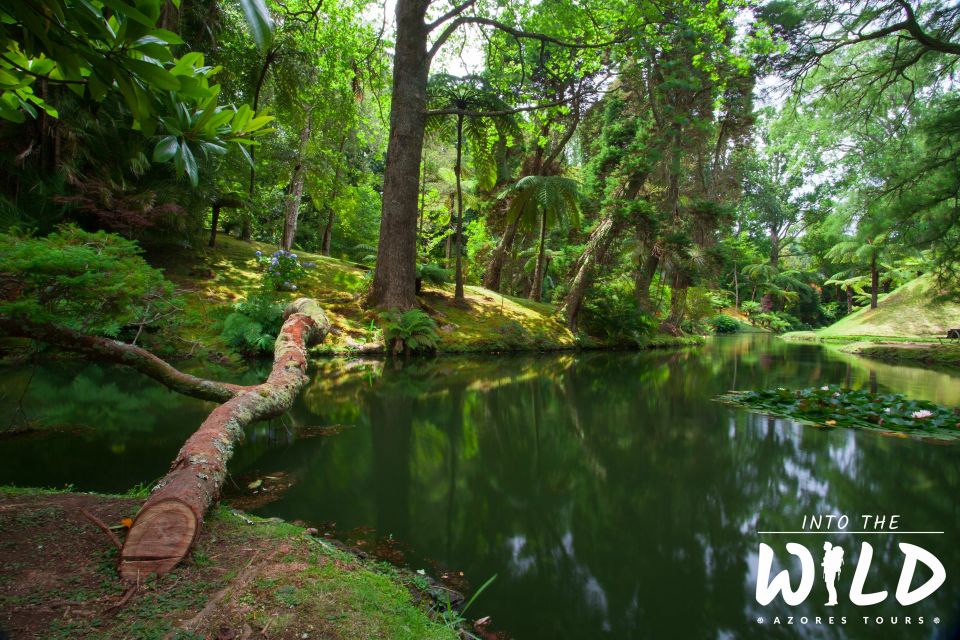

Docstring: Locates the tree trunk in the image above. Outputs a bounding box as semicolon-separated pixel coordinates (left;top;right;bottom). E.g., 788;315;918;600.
208;203;221;248
367;0;430;310
243;51;277;243
281;109;314;250
483;207;523;291
321;208;334;256
634;248;660;314
119;299;330;580
320;136;348;257
530;208;548;301
760;292;774;312
560;214;629;330
870;254;879;309
561;172;648;330
733;261;740;308
662;274;688;334
847;286;853;314
454;114;465;301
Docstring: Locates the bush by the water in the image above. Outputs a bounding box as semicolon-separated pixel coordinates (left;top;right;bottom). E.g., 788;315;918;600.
709;314;740;334
0;225;174;336
719;385;960;441
219;294;285;355
380;309;439;355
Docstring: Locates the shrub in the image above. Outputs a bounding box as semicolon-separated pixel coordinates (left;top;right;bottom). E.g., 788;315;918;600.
415;262;451;293
581;275;657;346
709;314;740;334
740;300;761;317
0;225;175;336
379;309;439;355
219;294;285;355
256;249;305;291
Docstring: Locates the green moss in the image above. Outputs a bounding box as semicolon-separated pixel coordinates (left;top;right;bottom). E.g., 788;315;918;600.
154;235;698;357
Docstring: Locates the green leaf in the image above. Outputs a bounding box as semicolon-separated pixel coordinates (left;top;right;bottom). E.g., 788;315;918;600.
124;59;181;91
153;135;179;162
180;142;198;186
238;0;275;51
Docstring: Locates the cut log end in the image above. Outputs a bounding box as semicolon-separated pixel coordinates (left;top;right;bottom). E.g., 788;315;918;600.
119;499;198;581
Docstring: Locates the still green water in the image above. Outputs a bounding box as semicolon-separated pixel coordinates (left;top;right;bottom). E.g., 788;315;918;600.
1;335;959;639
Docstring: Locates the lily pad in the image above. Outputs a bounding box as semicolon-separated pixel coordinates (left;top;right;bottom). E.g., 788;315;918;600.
717;385;960;442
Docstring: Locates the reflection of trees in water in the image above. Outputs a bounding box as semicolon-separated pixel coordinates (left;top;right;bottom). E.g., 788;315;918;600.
213;340;960;638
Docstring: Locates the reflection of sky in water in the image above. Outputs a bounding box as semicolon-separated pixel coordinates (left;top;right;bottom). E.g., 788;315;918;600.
1;335;959;638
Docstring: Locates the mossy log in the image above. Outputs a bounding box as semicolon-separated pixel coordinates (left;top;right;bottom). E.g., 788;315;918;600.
118;298;330;581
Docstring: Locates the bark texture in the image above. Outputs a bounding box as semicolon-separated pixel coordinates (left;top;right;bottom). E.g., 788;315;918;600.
119;298;330;580
560;214;629;330
367;0;430;310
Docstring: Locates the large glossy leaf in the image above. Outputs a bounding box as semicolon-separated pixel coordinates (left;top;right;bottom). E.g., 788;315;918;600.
237;0;275;52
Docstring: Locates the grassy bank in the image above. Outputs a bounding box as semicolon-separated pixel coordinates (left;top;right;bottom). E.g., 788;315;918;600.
779;274;960;367
838;342;960;368
150;235;701;357
783;274;960;343
0;486;461;640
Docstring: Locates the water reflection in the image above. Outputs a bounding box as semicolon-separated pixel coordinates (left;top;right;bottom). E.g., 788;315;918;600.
1;336;959;638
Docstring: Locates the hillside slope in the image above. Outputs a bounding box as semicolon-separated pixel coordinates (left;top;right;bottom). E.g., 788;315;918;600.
151;235;576;354
810;275;960;339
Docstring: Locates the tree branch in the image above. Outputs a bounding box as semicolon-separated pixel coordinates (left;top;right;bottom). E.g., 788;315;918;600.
425;95;575;117
426;0;478;32
429;15;623;60
0;318;249;403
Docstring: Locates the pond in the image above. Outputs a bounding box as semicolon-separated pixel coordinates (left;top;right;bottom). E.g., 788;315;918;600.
2;334;959;639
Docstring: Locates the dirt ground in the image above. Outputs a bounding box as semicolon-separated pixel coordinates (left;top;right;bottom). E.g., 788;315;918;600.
0;490;464;640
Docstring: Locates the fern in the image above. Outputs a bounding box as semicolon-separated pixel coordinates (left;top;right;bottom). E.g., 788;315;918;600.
379;309;440;355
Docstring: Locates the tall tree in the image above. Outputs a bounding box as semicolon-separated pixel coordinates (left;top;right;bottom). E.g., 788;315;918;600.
366;0;625;309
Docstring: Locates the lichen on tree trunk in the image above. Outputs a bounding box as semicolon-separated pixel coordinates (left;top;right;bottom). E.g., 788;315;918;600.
118;298;330;580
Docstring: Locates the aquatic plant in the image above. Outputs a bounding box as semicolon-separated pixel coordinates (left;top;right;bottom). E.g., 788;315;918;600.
718;385;960;441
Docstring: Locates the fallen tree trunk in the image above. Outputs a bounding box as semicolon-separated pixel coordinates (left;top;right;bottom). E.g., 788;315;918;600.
0;319;248;402
118;298;330;580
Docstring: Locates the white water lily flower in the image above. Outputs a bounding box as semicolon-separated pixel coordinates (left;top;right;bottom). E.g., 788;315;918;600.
912;409;933;419
821;386;830;391
884;408;892;414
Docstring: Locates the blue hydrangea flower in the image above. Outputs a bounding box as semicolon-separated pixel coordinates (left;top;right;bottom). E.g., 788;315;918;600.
255;250;262;257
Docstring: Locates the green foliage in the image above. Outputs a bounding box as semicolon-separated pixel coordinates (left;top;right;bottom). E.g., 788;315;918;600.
219;293;284;355
0;0;273;184
416;263;451;287
581;276;657;346
256;249;306;291
0;226;174;335
740;300;761;315
379;309;440;355
708;314;740;334
719;385;960;442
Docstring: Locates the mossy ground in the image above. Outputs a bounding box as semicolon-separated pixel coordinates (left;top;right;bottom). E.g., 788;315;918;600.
147;234;697;357
0;486;459;640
